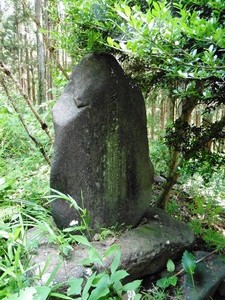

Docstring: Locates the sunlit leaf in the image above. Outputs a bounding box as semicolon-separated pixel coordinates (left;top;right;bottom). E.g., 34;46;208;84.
182;251;196;275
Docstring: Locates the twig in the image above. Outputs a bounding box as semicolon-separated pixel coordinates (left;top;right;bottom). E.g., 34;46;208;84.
1;78;51;166
174;249;219;277
0;60;53;144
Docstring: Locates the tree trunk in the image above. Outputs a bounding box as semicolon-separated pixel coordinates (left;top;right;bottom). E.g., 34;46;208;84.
195;107;201;127
30;49;36;104
24;32;32;99
22;0;69;80
157;96;198;209
151;97;155;140
160;95;165;130
203;112;213;151
35;0;46;105
44;0;53;101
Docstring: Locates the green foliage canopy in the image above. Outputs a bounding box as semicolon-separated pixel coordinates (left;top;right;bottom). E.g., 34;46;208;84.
56;0;225;167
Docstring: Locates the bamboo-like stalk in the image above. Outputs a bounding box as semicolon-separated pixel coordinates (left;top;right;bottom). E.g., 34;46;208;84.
22;0;69;80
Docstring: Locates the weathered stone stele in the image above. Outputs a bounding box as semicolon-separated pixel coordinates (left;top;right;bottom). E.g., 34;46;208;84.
50;53;153;231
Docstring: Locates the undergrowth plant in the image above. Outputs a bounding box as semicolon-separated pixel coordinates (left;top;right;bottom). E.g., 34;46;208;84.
156;259;177;290
1;190;143;300
48;189;92;241
1;93;224;299
181;251;197;300
184;175;225;251
0;213;32;299
155;251;197;300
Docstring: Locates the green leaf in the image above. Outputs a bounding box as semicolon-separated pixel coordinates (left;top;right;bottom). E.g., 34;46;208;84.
45;260;63;286
59;243;73;257
0;106;11;114
88;247;103;265
92;273;109;287
123;280;142;292
124;5;131;18
182;250;196;275
117;10;129;21
107;36;114;47
49;293;74;299
153;1;160;11
72;235;91;247
82;272;96;300
33;286;51;300
4;287;37;300
156;275;177;289
110;270;129;283
167;259;175;272
156;277;170;289
88;273;110;300
113;281;123;296
110;250;121;274
88;275;110;300
168;276;177;286
67;278;83;296
104;244;120;258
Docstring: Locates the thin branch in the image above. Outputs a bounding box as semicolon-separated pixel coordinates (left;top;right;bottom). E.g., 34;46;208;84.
174;249;219;277
1;78;51;166
0;60;53;144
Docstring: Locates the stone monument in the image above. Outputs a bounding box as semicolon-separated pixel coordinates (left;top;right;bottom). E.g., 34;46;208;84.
50;53;153;231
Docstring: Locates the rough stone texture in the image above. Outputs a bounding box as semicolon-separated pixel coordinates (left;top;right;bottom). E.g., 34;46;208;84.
50;52;153;231
181;251;225;300
29;208;195;285
216;279;225;298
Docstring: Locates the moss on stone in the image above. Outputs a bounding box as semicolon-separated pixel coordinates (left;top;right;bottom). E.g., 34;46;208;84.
103;119;126;206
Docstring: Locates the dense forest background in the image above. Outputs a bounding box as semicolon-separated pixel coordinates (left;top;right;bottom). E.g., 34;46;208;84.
0;0;224;299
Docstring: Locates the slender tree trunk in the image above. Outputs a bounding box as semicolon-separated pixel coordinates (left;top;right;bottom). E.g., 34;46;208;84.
45;0;53;101
151;98;155;140
25;40;31;99
219;108;225;152
203;113;213;151
160;97;165;130
157;96;198;209
35;0;46;105
195;107;201;127
22;0;69;80
167;87;176;124
30;49;36;104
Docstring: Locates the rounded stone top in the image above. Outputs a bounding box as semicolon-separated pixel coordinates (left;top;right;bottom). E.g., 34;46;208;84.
70;53;125;108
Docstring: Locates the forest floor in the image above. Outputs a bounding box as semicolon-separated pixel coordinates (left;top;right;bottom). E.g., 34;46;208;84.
144;178;225;299
153;177;225;250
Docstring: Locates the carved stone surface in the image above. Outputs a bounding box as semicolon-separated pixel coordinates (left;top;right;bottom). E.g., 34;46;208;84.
50;53;153;231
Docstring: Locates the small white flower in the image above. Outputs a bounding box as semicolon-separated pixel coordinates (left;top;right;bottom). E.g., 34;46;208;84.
69;220;79;226
166;240;170;244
